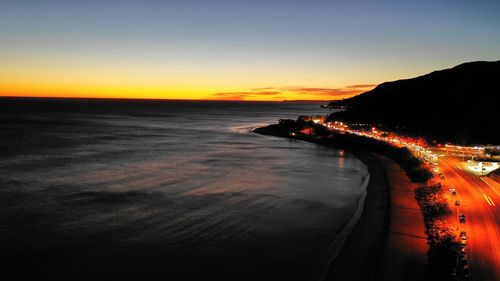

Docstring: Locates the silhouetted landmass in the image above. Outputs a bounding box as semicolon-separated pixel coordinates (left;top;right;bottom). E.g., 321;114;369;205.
327;61;500;145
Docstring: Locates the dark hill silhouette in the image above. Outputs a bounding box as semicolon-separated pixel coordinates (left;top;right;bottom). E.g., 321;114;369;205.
328;61;500;145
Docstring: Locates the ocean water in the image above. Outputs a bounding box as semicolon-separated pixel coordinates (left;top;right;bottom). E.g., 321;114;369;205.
0;98;368;281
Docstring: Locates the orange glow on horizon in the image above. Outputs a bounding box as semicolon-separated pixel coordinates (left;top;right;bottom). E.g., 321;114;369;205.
0;85;368;101
0;55;375;101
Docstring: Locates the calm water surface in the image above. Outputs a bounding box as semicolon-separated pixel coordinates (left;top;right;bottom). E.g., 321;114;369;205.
0;98;367;281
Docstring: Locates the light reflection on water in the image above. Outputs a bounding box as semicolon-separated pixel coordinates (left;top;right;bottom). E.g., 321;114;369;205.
0;99;367;281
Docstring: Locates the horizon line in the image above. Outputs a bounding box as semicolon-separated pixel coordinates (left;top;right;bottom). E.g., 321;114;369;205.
0;95;330;103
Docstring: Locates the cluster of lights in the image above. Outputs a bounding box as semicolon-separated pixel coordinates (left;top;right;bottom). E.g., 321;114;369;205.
311;118;494;172
325;121;348;131
318;119;443;173
444;144;485;151
465;160;500;176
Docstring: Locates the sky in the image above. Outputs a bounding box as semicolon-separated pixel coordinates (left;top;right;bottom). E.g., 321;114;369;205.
1;0;500;101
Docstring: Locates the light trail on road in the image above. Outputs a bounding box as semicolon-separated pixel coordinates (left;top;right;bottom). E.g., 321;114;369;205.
482;194;495;206
480;177;500;197
439;157;500;281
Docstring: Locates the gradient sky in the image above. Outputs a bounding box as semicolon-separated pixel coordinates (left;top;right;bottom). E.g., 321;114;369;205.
1;0;500;100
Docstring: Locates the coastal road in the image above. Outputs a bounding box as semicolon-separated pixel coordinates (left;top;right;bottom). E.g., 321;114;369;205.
325;124;500;280
439;157;500;281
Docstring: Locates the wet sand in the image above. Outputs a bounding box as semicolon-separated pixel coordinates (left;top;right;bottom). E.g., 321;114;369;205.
323;151;391;281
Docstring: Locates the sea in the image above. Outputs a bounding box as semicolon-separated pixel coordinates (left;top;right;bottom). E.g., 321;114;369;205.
0;98;368;281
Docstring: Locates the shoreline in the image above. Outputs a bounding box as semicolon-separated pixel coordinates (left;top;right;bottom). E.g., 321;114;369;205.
308;164;371;281
252;124;429;280
252;127;392;281
323;151;391;281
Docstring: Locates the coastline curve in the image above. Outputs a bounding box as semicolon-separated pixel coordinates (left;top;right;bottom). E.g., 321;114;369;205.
308;168;370;281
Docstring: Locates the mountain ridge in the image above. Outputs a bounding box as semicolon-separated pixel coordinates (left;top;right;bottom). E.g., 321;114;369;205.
328;60;500;144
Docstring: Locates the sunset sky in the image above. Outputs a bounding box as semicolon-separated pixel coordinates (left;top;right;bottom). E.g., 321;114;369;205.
1;0;500;101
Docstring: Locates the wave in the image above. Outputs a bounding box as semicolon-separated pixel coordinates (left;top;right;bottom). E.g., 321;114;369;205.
308;164;370;281
63;190;159;204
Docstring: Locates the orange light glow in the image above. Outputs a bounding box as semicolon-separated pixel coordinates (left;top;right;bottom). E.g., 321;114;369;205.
0;64;373;101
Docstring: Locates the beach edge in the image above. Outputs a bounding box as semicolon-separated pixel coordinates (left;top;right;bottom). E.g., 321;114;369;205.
252;127;392;281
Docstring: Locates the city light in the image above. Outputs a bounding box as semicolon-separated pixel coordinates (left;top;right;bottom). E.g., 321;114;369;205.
310;117;499;176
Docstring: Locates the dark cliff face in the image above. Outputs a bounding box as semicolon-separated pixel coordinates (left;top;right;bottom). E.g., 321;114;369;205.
329;61;500;145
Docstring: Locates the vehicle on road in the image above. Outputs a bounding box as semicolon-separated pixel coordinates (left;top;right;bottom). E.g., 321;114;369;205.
459;213;466;224
455;200;460;206
449;187;457;196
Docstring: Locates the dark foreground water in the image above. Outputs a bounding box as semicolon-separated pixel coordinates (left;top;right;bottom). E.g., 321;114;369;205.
0;98;367;281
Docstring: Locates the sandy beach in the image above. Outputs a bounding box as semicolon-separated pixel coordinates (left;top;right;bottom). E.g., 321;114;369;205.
253;126;429;281
324;153;428;281
323;151;391;281
374;155;428;281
